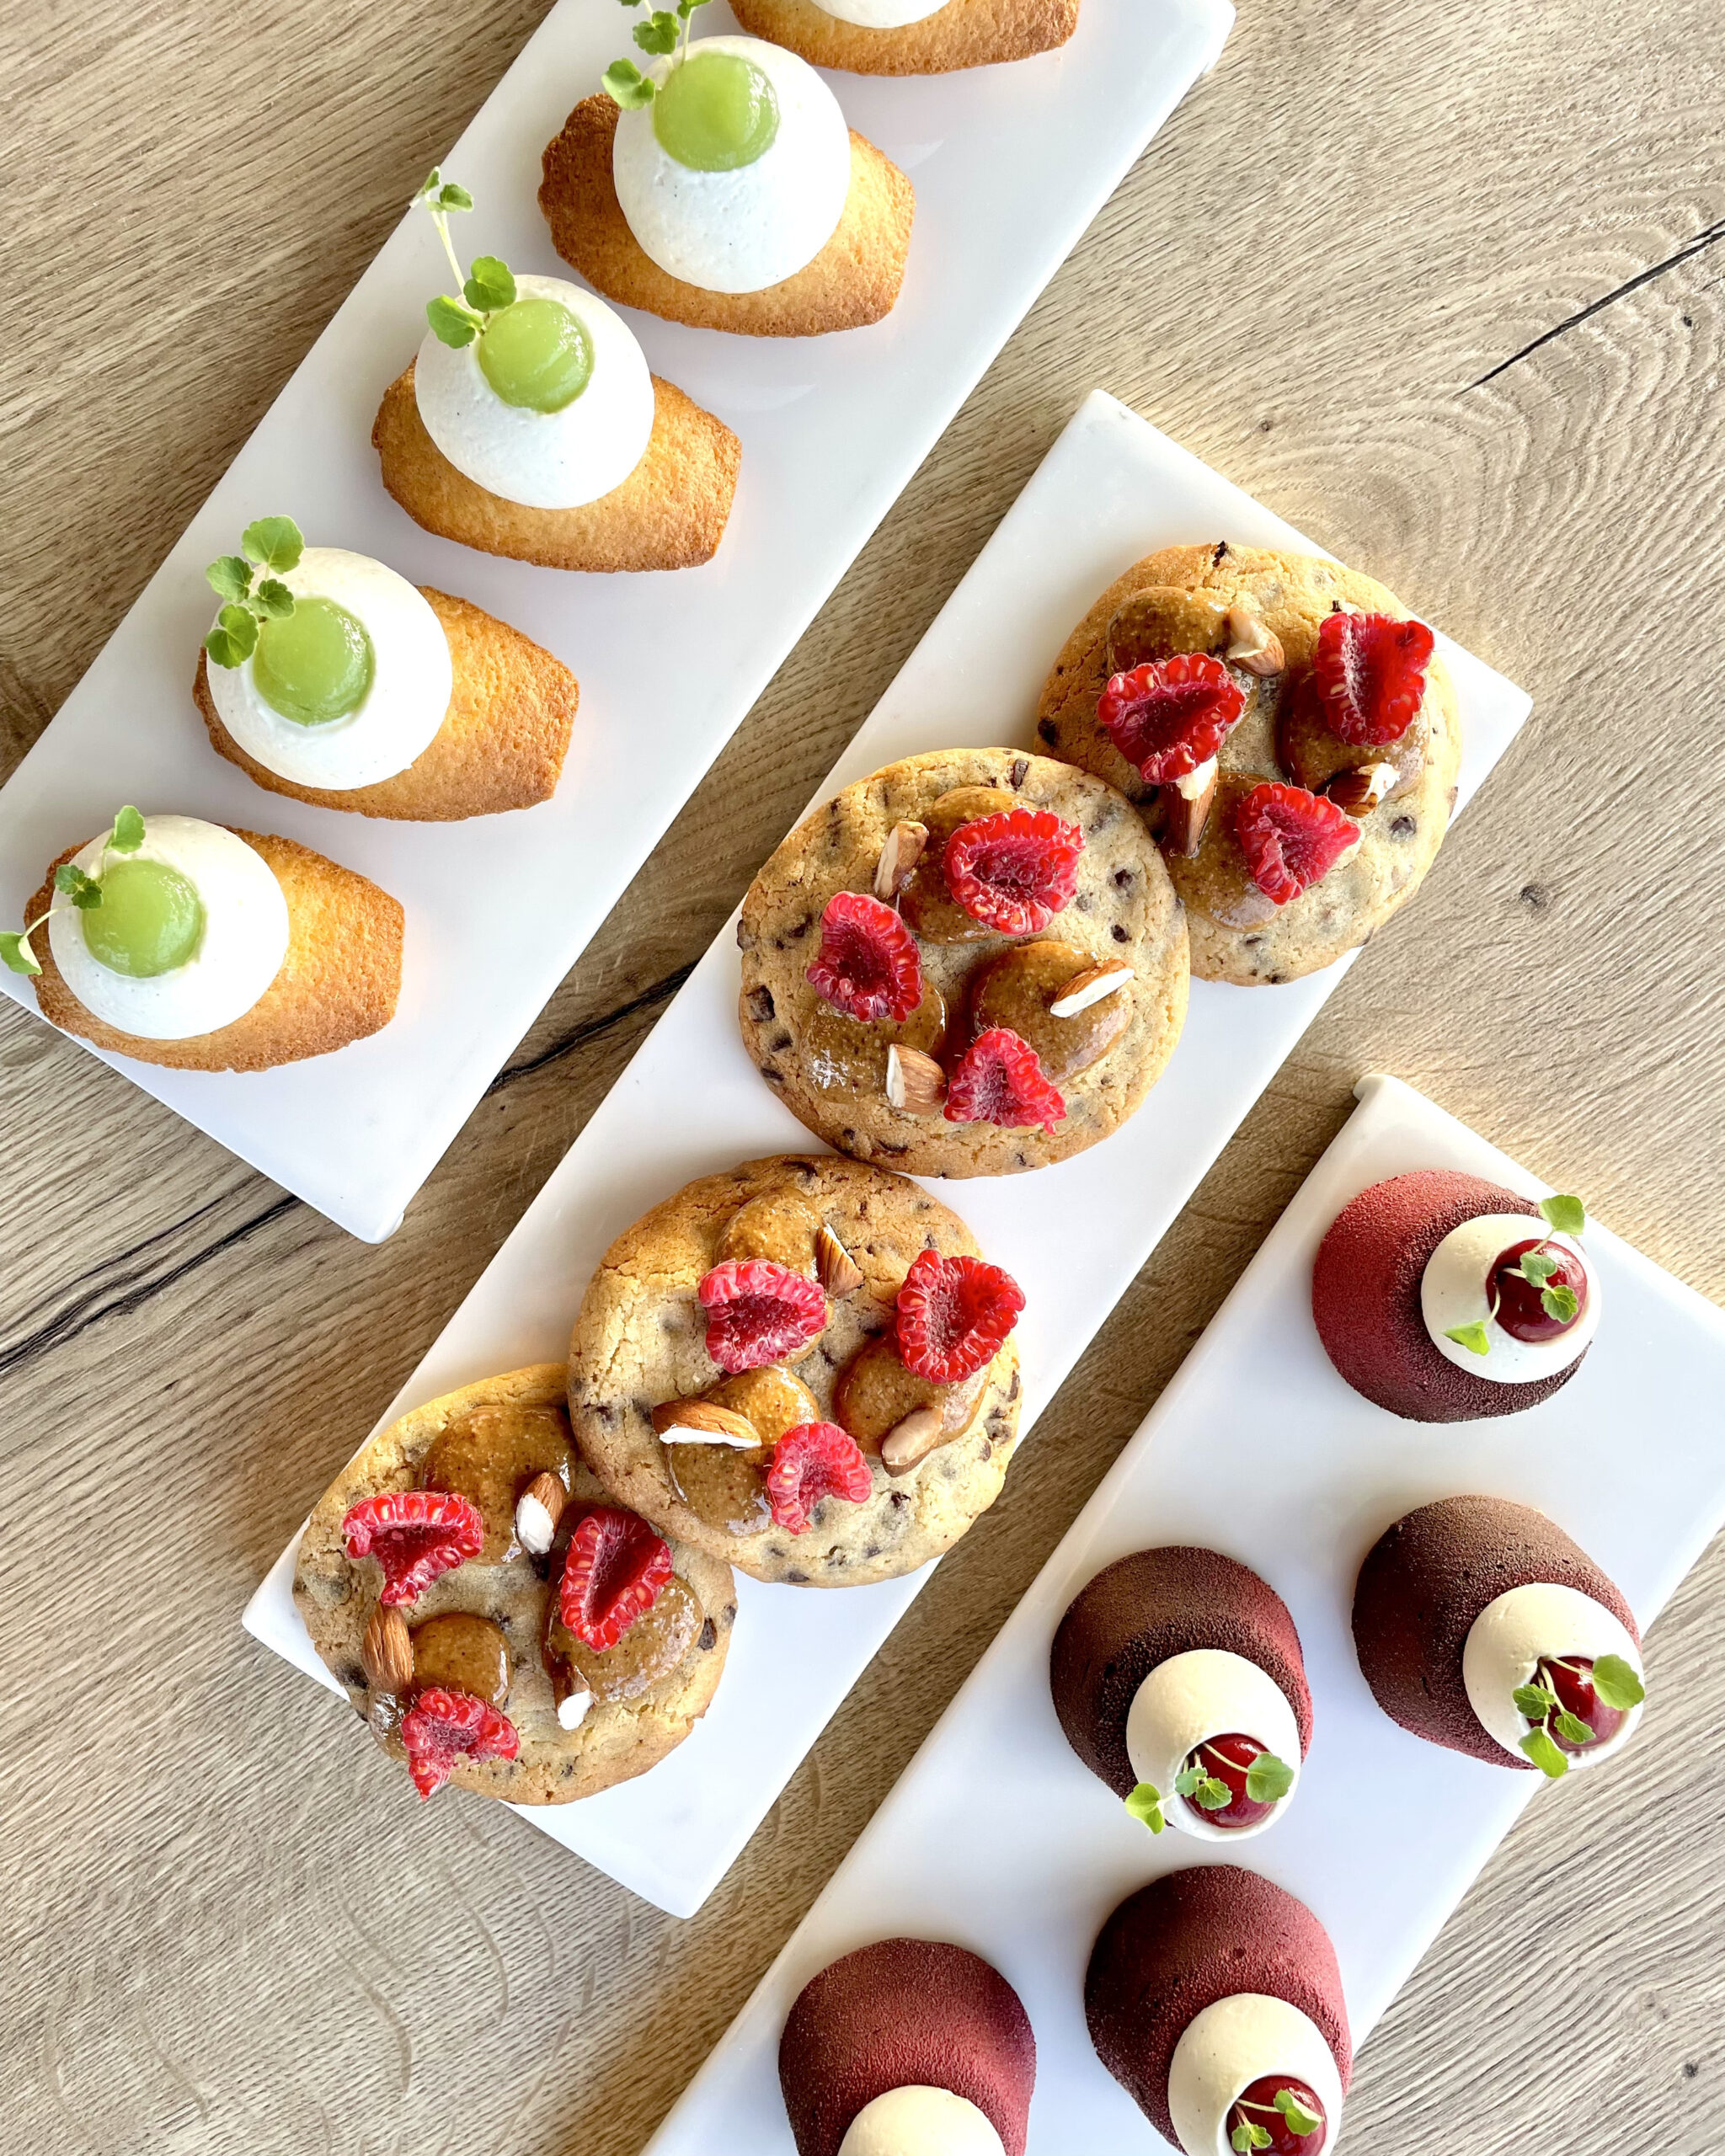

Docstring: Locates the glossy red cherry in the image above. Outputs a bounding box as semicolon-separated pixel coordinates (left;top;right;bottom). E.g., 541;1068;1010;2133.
1229;2074;1327;2154
1540;1654;1627;1755
1180;1732;1279;1830
1490;1236;1588;1342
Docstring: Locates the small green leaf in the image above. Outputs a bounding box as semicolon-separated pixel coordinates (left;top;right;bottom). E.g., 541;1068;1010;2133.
251;579;296;620
1518;1250;1559;1285
241;515;303;574
1591;1654;1646;1711
1275;2089;1323;2136
677;0;712;15
1231;2127;1271;2153
0;928;41;976
1512;1683;1558;1721
603;57;657;105
1244;1752;1295;1804
1541;1283;1579;1324
204;626;247;669
425;293;483;346
205;553;253;602
54;862;103;909
1193;1775;1232;1812
1173;1767;1206;1797
1554;1710;1594;1748
1124;1783;1165;1834
1540;1193;1586;1236
212;603;259;664
1444;1319;1492;1357
634;10;679;52
464;254;516;312
1520;1726;1569;1780
110;806;146;853
436;181;473;212
418;166;443;199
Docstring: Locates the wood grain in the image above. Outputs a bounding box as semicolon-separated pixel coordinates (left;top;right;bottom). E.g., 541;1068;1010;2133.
3;0;1724;2150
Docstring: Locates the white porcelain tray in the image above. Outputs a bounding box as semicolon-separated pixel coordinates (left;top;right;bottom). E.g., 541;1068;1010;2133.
0;0;1232;1243
638;1072;1725;2150
244;392;1534;1917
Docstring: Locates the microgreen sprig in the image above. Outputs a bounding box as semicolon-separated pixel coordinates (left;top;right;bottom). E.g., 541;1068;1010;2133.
1444;1193;1589;1358
1;806;146;977
1124;1782;1166;1833
414;170;517;350
1126;1745;1293;1833
604;0;713;109
1514;1652;1644;1780
202;516;304;670
1230;2086;1323;2151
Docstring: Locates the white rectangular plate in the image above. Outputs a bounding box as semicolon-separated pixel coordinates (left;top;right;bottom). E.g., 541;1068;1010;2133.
244;392;1534;1917
638;1071;1725;2150
0;0;1232;1242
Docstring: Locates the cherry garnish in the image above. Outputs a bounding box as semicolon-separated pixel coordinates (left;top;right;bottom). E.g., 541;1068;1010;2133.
1540;1655;1627;1755
1180;1732;1279;1830
1490;1236;1588;1343
1229;2074;1327;2154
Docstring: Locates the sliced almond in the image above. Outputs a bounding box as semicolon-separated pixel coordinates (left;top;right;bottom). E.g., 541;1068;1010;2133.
1324;761;1399;818
885;1044;948;1116
361;1605;414;1696
1225;606;1285;675
880;1406;946;1476
815;1222;865;1298
651;1400;761;1448
1049;959;1134;1019
514;1470;566;1557
1161;763;1218;857
873;819;930;902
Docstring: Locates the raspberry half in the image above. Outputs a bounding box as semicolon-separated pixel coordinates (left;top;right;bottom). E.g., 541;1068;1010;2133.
1236;782;1362;906
805;890;924;1022
895;1248;1025;1384
1311;610;1434;746
558;1506;675;1651
399;1687;520;1800
342;1489;484;1607
697;1257;828;1373
1097;654;1244;783
766;1422;873;1534
945;1027;1066;1132
942;808;1084;936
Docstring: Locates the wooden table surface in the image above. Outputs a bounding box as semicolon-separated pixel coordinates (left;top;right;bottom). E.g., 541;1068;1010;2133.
4;0;1724;2148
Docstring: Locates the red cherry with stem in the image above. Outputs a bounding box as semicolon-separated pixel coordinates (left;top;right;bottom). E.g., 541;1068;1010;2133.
1489;1236;1588;1343
1229;2075;1327;2154
1179;1732;1279;1830
1540;1654;1626;1755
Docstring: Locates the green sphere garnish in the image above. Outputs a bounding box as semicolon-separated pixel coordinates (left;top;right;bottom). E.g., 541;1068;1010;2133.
253;597;375;726
478;297;595;413
81;858;205;978
652;49;779;172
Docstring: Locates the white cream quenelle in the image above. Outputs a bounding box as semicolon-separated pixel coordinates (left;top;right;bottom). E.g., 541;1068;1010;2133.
206;548;453;790
814;0;950;21
1168;1994;1343;2156
1462;1582;1645;1769
612;35;852;292
48;815;289;1041
1126;1647;1301;1842
1420;1213;1599;1383
837;2086;1006;2156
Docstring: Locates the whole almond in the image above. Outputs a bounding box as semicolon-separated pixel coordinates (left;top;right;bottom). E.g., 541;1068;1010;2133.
361;1605;414;1696
885;1044;947;1115
1161;764;1219;857
880;1406;946;1476
651;1400;761;1448
815;1222;866;1297
1324;761;1399;818
873;820;930;901
514;1470;566;1556
1049;959;1134;1019
1225;606;1286;676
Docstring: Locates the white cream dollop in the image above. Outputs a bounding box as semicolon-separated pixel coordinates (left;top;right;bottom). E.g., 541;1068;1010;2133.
837;2087;1005;2156
1420;1213;1599;1384
611;37;852;295
206;548;452;791
47;815;289;1042
1125;1647;1301;1844
414;274;655;510
1168;1994;1343;2156
814;0;950;23
1462;1581;1643;1769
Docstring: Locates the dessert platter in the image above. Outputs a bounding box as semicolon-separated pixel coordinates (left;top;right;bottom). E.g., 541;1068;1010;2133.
0;0;1233;1241
633;1073;1725;2151
245;392;1533;1913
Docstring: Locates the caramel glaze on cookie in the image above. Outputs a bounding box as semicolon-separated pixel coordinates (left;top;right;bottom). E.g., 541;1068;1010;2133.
294;1365;736;1805
195;590;579;821
568;1155;1023;1588
1036;543;1463;985
738;748;1188;1177
27;829;401;1072
729;0;1079;77
539;98;914;338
